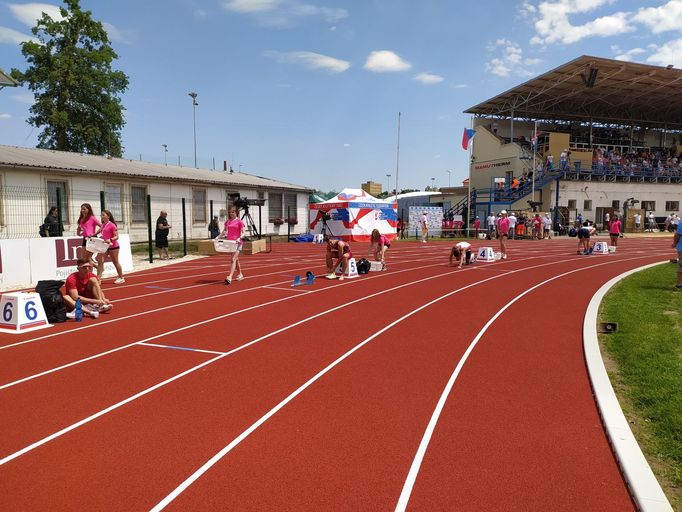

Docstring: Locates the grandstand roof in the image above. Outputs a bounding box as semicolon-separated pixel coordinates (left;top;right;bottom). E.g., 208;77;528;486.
465;55;682;130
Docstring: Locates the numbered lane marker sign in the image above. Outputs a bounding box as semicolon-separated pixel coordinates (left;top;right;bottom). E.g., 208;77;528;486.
0;292;52;334
335;257;359;279
477;247;496;262
593;241;609;254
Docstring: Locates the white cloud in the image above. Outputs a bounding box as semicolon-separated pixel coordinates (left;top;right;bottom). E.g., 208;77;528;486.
222;0;347;26
527;0;634;45
343;143;350;147
11;92;34;104
645;38;682;66
102;22;133;44
613;47;646;62
263;50;350;73
633;0;682;34
485;39;540;77
413;72;443;84
0;26;36;44
8;2;63;26
0;113;11;119
451;83;468;89
363;50;411;72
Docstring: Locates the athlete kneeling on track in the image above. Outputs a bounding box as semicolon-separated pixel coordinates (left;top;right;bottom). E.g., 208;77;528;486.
368;229;390;270
577;222;597;255
449;241;474;268
325;235;352;280
63;257;113;319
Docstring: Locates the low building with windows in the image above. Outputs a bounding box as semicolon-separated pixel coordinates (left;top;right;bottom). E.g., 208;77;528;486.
361;181;383;196
0;145;312;241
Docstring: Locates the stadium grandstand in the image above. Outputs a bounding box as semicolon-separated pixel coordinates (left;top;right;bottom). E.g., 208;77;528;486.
457;55;682;233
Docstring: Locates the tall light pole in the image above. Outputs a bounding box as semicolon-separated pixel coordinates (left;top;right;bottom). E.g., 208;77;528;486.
386;173;391;196
431;177;436;190
162;144;168;166
239;163;244;173
446;170;451;187
188;91;198;168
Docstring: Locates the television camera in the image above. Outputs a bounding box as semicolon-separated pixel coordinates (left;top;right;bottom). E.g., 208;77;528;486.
527;200;542;212
229;194;266;240
234;197;265;209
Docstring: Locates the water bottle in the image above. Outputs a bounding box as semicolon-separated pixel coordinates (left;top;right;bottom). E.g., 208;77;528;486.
75;297;83;322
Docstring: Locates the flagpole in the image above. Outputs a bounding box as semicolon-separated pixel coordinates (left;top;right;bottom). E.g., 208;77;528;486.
395;111;401;202
532;120;537;205
467;116;473;238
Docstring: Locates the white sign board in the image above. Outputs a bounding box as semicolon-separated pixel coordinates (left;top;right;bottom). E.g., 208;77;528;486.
0;239;32;287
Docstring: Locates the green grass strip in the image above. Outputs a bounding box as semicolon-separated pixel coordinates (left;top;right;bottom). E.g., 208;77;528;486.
599;262;681;509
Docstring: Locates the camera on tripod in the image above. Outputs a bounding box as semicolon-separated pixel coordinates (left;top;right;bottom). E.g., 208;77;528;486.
320;211;332;221
234;197;265;209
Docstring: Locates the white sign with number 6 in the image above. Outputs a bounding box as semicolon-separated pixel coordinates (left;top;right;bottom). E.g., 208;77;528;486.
0;292;52;334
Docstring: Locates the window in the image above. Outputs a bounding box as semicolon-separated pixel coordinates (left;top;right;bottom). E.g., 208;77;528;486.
665;201;679;211
193;188;206;223
47;180;70;223
104;183;123;224
284;193;297;221
567;199;576;210
131;185;147;223
641;200;656;211
583;200;592;211
611;200;620;210
269;192;283;221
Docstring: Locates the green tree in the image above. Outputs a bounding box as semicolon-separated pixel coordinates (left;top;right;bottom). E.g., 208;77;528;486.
11;0;128;156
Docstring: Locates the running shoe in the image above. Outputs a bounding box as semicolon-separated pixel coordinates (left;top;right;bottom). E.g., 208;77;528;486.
114;277;125;284
236;274;244;281
325;273;337;280
66;311;75;319
224;278;231;285
99;303;113;313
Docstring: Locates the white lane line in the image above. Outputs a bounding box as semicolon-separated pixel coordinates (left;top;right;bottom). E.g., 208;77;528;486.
393;254;653;512
0;262;484;466
0;259;449;388
263;286;313;293
139;343;228;356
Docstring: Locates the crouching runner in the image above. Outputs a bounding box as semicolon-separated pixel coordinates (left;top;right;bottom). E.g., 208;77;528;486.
325;236;352;280
63;257;113;319
449;241;474;268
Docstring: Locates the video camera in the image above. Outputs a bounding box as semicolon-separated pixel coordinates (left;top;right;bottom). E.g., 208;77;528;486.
233;196;266;209
320;210;332;221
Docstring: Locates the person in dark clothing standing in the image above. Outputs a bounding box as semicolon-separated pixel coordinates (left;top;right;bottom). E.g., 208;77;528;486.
155;210;172;259
42;206;63;237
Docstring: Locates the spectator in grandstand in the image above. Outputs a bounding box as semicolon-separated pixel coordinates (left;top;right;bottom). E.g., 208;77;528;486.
325;236;352;280
63;258;113;319
543;213;553;239
76;203;101;268
419;211;429;243
508;212;517;239
633;212;642;232
155;211;172;260
472;216;481;239
559;149;568;171
674;220;682;289
577;222;597;255
449;240;473;268
222;206;245;285
497;210;510;260
546;154;554;171
608;214;622;247
511;177;519;193
42;206;63;237
97;210;125;284
369;229;390;270
647;211;657;232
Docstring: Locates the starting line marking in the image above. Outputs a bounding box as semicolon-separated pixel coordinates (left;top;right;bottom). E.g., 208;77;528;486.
264;286;312;293
145;286;176;291
139;343;227;356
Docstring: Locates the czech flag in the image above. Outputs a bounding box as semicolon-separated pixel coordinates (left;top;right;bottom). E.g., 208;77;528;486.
462;128;476;150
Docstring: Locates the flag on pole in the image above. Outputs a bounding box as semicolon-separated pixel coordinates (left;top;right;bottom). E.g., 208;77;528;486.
462;128;476;150
531;131;542;150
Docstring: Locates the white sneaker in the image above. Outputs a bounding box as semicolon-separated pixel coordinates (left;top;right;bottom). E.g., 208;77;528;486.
99;303;112;313
325;273;337;280
86;308;99;319
236;274;244;281
66;311;75;319
114;277;125;284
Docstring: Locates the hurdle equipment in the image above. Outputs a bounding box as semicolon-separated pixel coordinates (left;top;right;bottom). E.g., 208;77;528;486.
0;292;52;334
477;247;496;262
335;257;359;279
305;271;315;285
593;241;609;254
291;275;302;287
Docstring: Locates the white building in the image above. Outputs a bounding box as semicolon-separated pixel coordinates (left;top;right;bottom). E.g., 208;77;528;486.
0;145;312;241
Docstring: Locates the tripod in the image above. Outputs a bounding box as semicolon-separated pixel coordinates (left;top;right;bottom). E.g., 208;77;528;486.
320;215;334;238
240;206;260;240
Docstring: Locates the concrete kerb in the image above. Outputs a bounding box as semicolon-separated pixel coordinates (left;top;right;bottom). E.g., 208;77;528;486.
583;261;673;512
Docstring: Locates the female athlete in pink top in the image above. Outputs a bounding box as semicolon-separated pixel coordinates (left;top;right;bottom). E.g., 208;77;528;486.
369;229;390;270
223;207;246;285
77;203;102;269
97;209;125;283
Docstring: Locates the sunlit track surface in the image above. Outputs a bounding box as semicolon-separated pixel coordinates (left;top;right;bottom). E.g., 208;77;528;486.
0;237;675;511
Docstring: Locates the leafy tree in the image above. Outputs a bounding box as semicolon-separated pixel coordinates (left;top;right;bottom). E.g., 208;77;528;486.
11;0;128;156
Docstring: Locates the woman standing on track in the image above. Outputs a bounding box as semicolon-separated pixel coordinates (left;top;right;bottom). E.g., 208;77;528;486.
608;214;622;247
497;210;510;260
97;210;125;284
368;229;390;270
223;206;245;285
76;203;101;268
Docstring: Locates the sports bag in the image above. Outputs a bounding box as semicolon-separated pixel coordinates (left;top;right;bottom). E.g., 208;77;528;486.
35;280;67;323
356;258;371;275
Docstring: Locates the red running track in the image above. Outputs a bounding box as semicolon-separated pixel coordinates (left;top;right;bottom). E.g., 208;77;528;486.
0;237;673;510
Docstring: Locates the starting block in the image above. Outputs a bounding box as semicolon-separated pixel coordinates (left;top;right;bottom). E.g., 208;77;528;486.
477;247;496;262
335;257;359;279
593;241;609;254
312;234;324;244
291;275;302;287
305;271;315;285
0;292;52;334
369;261;384;272
477;233;487;240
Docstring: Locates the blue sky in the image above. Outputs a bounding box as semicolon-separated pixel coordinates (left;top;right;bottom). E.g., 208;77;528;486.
2;0;682;192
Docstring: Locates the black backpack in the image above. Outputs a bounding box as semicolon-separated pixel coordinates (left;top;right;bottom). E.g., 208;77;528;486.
356;258;371;275
568;227;578;237
35;280;67;323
